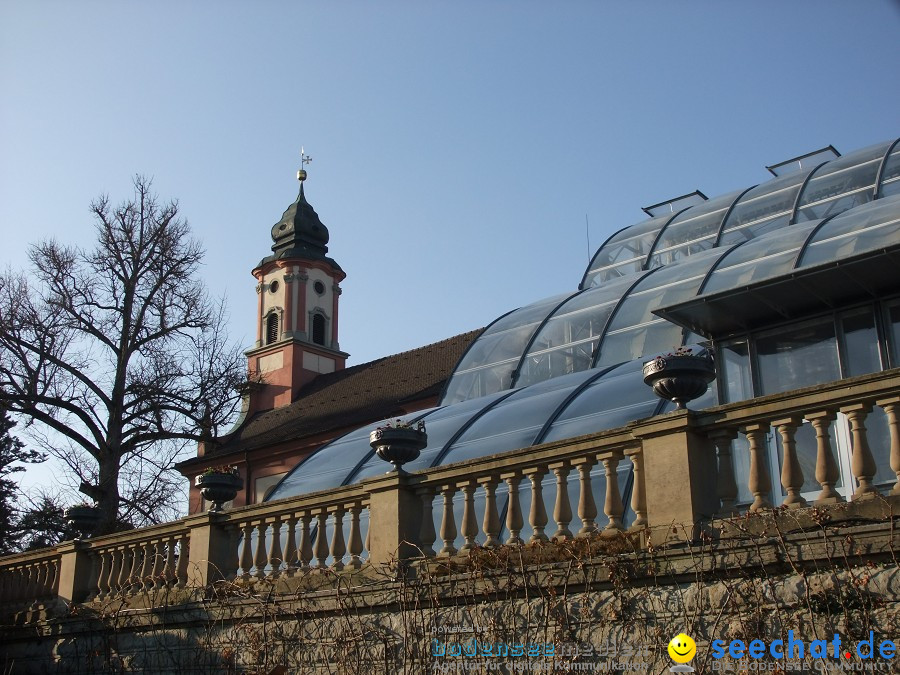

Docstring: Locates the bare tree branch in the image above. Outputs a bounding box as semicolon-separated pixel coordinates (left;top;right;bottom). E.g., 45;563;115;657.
0;176;244;532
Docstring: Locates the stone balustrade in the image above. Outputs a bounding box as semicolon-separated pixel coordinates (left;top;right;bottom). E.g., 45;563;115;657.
2;368;899;612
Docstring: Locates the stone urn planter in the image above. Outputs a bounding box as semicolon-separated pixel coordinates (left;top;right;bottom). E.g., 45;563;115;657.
370;423;428;474
196;469;242;511
642;352;716;410
64;504;102;539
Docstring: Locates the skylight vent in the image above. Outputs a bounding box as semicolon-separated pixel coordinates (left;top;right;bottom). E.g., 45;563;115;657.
766;145;840;177
642;190;708;217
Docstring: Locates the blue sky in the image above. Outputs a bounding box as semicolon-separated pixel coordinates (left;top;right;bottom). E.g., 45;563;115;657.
2;1;899;494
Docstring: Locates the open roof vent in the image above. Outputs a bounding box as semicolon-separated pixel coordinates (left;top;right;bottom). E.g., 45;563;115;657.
766;145;840;177
642;190;708;217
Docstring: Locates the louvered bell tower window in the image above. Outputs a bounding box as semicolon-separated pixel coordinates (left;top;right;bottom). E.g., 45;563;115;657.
266;313;279;345
312;314;326;346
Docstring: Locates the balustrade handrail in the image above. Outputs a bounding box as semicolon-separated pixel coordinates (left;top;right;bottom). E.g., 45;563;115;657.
693;367;900;432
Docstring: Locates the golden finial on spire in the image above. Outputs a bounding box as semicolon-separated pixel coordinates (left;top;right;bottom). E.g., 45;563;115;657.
297;146;312;182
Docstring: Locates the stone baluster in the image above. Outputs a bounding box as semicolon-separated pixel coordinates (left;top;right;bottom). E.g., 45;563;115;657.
139;540;155;590
459;482;478;551
314;511;329;569
627;448;648;528
774;417;807;507
164;537;177;585
551;462;573;541
108;548;123;595
125;544;141;591
416;488;437;557
480;478;501;549
176;532;189;587
364;506;372;559
299;514;313;569
439;486;458;556
744;424;773;511
95;550;111;599
151;540;166;589
806;411;842;503
283;513;298;575
347;503;364;569
601;454;624;531
877;397;900;495
842;403;877;498
253;519;269;578
268;517;283;577
526;468;549;543
330;508;346;571
574;458;598;537
504;473;524;545
709;430;739;516
239;522;254;579
117;547;132;592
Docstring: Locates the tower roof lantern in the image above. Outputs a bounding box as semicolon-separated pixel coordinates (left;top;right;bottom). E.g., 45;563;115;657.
261;149;343;272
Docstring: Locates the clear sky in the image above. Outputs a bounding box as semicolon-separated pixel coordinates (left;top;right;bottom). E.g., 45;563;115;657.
2;1;899;496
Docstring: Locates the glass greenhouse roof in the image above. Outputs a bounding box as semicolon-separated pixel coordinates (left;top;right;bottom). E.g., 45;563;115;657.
266;137;900;504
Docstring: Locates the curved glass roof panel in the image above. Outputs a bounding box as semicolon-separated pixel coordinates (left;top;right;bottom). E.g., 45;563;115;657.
266;409;435;501
794;141;891;223
439;369;601;466
799;195;900;268
516;274;645;388
582;214;673;288
595;248;724;368
440;292;573;405
347;389;513;482
646;189;745;270
718;169;812;246
879;142;900;198
540;360;667;443
702;221;819;294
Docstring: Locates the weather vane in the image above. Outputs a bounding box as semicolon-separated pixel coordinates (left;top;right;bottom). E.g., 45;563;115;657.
298;146;312;182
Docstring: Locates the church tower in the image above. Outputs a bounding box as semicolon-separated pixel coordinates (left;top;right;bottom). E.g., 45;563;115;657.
245;153;348;413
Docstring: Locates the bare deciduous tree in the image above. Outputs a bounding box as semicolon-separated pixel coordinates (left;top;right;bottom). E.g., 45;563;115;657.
0;177;244;533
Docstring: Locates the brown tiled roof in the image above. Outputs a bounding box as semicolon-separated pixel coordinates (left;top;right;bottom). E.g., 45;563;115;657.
209;329;482;455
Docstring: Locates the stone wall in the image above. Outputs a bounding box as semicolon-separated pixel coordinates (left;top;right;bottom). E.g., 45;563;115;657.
3;505;899;675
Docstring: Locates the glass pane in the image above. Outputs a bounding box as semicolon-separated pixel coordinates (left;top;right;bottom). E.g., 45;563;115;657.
795;141;890;222
541;361;660;442
647;189;745;269
863;407;896;489
266;410;435;500
702;222;817;295
775;421;823;496
350;391;511;480
442;293;573;404
441;370;596;465
887;302;900;368
720;339;753;403
878;144;900;198
595;249;723;368
517;277;637;387
840;308;880;377
756;319;840;395
583;215;672;286
718;170;810;245
800;195;900;268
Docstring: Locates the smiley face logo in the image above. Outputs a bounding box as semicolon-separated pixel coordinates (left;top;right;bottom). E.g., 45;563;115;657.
668;633;696;664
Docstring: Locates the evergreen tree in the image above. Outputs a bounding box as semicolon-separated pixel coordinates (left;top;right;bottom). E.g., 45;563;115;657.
0;405;45;554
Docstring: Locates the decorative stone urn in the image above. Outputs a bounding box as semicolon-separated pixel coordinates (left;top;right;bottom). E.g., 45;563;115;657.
196;471;243;511
642;353;716;410
370;426;428;474
64;504;102;539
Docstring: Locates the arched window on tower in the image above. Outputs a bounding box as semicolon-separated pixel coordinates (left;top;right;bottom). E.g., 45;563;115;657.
266;312;279;345
312;313;326;346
